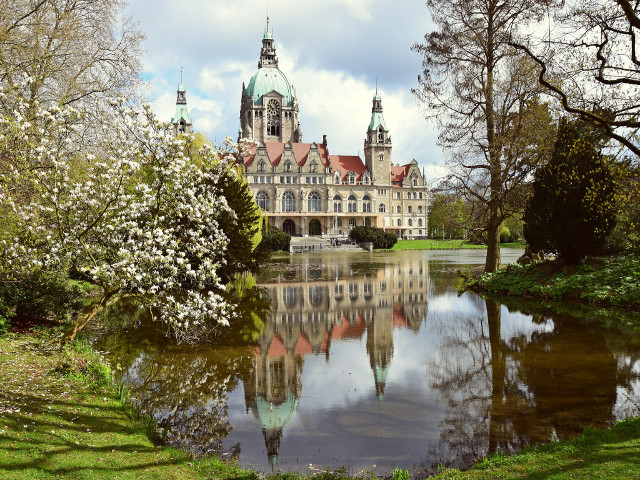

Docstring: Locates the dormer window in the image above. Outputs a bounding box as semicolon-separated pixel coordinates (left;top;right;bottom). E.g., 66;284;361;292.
363;172;370;185
257;159;266;172
349;172;355;184
334;172;341;184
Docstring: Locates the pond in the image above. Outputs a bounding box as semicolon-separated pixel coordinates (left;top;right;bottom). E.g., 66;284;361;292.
93;249;640;477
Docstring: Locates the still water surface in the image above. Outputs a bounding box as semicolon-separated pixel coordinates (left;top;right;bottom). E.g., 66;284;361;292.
94;250;640;476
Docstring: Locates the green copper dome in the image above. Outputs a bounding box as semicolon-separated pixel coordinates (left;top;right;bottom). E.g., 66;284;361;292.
245;67;295;106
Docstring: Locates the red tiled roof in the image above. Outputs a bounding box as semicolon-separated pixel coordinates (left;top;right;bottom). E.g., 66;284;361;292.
244;142;329;167
294;333;313;356
267;334;287;357
328;155;367;181
319;331;330;353
266;143;284;166
241;145;258;168
391;164;411;183
392;305;409;328
331;312;366;340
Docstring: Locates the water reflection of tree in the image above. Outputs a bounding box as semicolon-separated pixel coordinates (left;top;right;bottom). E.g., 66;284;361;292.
93;282;271;456
425;297;626;473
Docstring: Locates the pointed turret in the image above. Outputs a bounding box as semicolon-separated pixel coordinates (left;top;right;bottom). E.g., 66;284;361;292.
171;72;192;135
364;83;392;185
258;16;278;68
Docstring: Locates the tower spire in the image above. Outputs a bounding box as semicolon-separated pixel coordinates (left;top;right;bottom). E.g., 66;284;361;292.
259;16;277;68
171;70;192;135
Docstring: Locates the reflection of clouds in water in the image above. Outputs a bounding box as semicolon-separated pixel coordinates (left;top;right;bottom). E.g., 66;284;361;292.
298;342;374;410
499;307;554;343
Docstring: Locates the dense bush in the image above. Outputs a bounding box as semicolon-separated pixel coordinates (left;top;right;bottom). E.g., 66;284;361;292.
260;225;291;252
0;272;91;334
523;118;618;264
349;226;398;249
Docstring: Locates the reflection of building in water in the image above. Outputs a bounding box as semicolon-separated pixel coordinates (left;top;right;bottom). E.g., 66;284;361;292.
242;259;429;465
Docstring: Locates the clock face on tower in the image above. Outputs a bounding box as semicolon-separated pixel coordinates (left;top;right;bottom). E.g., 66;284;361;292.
267;99;280;116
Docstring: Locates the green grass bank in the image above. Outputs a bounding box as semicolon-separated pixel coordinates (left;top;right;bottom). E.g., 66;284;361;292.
390;239;525;250
467;248;640;308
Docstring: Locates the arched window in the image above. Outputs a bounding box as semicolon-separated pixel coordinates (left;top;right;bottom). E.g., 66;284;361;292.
310;160;318;173
407;192;411;199
413;192;417;199
396;205;401;214
379;153;384;162
378;203;386;213
348;195;357;212
257;159;266;172
256;191;269;210
362;172;370;185
418;206;423;214
284;160;292;172
378;126;384;143
308;191;321;212
408;205;412;214
334;173;341;184
333;194;342;213
349;173;355;184
282;191;295;212
408;219;413;226
362;195;371;212
179;120;186;133
418;219;423;227
412;177;417;186
396;219;401;226
267;99;281;136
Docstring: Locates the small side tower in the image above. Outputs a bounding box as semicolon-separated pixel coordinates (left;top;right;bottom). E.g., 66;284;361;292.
171;73;192;135
364;84;392;185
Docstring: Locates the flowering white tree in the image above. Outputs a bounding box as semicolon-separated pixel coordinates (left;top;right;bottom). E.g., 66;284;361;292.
1;96;257;343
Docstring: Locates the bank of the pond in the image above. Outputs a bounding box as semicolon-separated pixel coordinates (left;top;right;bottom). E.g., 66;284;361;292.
467;248;640;310
0;332;256;480
390;239;525;250
2;331;639;479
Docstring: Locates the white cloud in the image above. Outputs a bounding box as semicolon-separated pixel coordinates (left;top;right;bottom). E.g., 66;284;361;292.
126;0;446;171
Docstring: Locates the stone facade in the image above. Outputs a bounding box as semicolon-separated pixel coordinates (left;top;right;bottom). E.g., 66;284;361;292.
238;20;429;239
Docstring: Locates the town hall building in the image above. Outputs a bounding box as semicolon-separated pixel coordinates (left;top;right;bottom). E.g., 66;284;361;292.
172;19;429;238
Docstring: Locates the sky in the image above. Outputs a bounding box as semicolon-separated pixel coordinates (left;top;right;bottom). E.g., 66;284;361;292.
124;0;445;182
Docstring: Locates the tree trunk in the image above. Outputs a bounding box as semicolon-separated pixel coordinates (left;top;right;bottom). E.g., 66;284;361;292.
61;291;116;343
485;206;502;272
486;298;506;454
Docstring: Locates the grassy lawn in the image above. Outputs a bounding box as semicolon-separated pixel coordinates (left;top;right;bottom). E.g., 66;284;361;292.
390;239;525;250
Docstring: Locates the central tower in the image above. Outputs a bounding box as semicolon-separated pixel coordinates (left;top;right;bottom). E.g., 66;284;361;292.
239;18;302;143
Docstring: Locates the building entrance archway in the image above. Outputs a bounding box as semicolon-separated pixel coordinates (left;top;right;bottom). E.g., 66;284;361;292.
283;219;296;236
308;219;321;236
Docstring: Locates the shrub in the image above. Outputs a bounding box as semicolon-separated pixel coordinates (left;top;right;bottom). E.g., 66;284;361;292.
349;226;397;249
260;225;291;252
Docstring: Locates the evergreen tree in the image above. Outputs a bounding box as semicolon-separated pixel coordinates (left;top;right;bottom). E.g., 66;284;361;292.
523;118;618;263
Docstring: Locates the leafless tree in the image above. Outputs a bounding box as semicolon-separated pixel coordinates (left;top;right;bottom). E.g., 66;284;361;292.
0;0;145;114
413;0;556;272
509;0;640;158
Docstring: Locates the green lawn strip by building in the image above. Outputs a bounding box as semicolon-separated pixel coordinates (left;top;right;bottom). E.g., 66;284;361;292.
391;240;486;250
429;418;640;479
467;248;640;308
